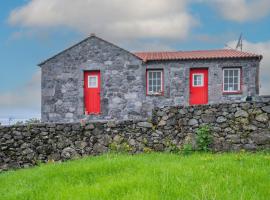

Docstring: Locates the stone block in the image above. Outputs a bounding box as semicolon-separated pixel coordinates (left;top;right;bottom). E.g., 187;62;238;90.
137;122;153;128
255;113;269;122
235;110;249;118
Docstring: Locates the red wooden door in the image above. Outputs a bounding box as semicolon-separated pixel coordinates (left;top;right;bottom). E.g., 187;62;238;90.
189;69;208;105
84;71;101;114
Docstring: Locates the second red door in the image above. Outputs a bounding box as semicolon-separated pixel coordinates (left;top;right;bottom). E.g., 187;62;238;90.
189;68;208;105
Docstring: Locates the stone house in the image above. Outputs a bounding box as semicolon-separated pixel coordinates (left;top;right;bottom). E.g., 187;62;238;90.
39;35;262;122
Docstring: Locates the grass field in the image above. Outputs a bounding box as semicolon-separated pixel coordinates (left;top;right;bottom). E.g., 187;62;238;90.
0;153;270;200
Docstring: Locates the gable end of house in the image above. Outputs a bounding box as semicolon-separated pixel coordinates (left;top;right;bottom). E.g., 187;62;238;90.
38;34;143;67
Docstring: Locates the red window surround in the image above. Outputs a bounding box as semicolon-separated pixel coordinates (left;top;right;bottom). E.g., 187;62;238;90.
146;69;164;96
222;67;243;95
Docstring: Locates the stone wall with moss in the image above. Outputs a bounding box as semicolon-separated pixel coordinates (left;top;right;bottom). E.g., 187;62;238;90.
1;101;270;171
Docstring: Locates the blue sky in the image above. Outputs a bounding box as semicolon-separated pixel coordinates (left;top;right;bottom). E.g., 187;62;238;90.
0;0;270;122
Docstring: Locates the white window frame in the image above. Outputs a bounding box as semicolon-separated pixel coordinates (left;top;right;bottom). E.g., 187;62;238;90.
88;75;98;88
147;70;163;95
223;68;241;92
192;73;204;87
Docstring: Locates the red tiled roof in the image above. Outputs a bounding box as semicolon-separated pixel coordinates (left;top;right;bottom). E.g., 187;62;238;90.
134;49;262;62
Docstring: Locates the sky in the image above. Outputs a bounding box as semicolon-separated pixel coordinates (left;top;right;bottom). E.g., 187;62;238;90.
0;0;270;123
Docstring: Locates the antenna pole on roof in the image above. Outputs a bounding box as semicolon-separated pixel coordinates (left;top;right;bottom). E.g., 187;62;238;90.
236;33;243;51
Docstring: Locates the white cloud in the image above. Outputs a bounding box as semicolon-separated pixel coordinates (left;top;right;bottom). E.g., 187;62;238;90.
0;70;41;112
194;32;238;44
210;0;270;22
227;40;270;95
8;0;197;41
122;40;176;52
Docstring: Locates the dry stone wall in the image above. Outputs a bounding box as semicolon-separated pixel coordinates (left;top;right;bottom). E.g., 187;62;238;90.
1;101;270;171
152;101;270;151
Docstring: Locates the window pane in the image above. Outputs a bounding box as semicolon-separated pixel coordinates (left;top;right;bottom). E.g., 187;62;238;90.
234;70;239;76
149;86;153;92
157;72;161;79
229;77;233;83
229;70;233;76
199;78;202;85
224;84;228;91
152;85;155;92
224;77;228;84
224;70;229;77
234;84;239;91
154;85;158;92
229;84;233;91
234;77;238;83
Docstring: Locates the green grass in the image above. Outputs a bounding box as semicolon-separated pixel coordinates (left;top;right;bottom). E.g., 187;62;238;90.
1;153;270;200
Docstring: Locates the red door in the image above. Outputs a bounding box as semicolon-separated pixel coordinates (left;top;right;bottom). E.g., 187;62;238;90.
84;71;101;114
189;69;208;105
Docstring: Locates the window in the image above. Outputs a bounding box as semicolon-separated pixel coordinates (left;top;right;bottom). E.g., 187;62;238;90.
223;68;241;92
192;74;204;87
88;75;98;88
147;70;163;95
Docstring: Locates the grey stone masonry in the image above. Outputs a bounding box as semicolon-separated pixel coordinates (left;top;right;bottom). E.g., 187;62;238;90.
144;59;260;109
1;101;270;171
40;35;261;123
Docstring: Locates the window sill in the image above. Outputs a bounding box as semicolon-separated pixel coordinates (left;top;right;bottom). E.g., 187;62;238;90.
223;91;242;95
147;93;164;96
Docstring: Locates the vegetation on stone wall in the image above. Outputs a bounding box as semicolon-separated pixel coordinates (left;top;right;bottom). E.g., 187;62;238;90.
196;125;212;152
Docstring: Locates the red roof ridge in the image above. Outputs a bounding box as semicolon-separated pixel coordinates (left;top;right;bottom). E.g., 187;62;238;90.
134;49;262;62
135;49;255;53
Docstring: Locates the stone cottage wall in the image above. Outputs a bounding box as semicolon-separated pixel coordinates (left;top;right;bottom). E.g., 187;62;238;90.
1;101;270;171
144;58;260;109
41;36;144;122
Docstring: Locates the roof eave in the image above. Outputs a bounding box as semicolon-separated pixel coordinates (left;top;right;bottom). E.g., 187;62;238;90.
37;36;92;67
142;56;263;63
